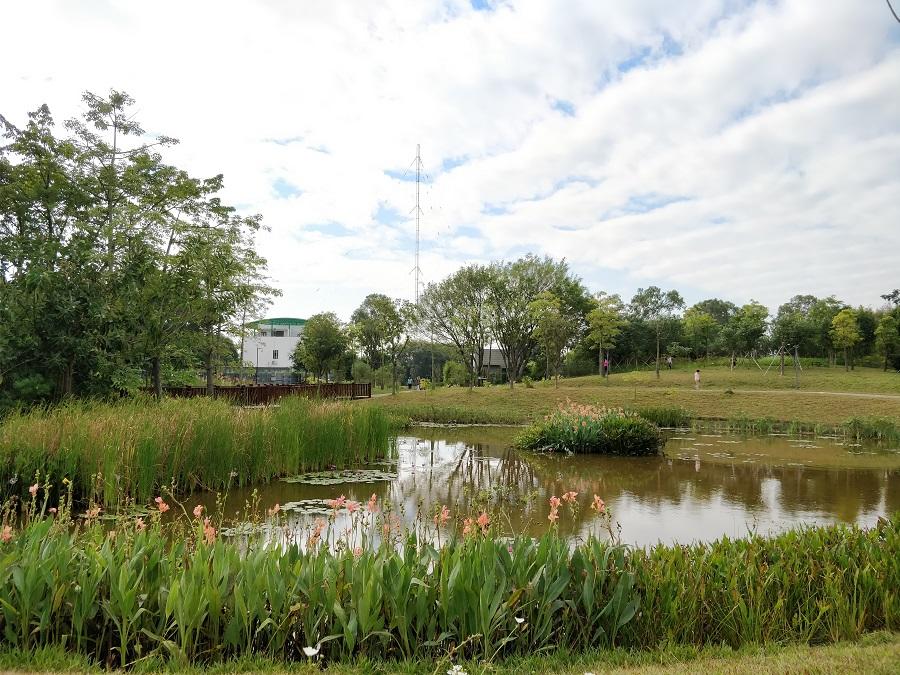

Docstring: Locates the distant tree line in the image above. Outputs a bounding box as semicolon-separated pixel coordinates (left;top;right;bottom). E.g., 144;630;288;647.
0;91;276;408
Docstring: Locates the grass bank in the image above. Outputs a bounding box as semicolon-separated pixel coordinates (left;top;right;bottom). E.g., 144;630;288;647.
0;396;393;508
3;632;899;673
370;366;900;438
1;501;897;669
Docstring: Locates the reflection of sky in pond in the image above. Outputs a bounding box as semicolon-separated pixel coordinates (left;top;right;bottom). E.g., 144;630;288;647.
189;428;900;549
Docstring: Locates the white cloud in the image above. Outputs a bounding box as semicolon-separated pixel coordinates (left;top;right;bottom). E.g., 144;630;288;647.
2;0;898;319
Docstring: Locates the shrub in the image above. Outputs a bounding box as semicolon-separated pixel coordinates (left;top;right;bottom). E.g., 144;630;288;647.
515;402;662;456
635;406;691;428
442;360;470;387
350;359;373;384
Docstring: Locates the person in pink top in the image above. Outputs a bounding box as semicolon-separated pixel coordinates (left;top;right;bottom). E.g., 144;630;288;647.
694;369;701;389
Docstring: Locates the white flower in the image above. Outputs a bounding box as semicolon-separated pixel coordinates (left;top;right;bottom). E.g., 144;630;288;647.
302;645;320;657
447;666;468;675
514;616;525;624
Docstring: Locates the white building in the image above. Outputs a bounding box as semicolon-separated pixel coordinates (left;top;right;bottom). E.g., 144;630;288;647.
240;317;306;384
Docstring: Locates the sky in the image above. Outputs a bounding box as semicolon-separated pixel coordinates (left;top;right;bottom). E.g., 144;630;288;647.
2;0;899;320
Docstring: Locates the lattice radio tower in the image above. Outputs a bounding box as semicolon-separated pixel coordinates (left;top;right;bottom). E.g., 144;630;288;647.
411;144;424;304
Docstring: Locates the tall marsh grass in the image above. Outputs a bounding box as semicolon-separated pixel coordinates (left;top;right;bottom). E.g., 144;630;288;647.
0;397;392;507
0;496;897;668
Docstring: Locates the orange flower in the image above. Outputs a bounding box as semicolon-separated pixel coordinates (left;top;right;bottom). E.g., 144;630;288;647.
562;491;578;504
193;505;204;518
1;525;12;543
156;500;169;513
367;494;378;513
346;500;359;514
590;495;606;513
548;506;559;523
549;495;561;509
463;517;474;536
477;512;490;533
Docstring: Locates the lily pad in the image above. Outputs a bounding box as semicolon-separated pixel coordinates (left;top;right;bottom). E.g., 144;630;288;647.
281;468;397;485
280;499;334;515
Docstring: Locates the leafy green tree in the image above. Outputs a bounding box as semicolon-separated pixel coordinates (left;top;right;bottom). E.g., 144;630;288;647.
586;293;626;376
629;286;684;378
528;291;574;387
720;301;769;369
350;294;417;394
683;307;719;360
874;314;899;372
419;265;492;390
292;313;347;382
690;298;738;326
830;308;861;371
486;255;580;388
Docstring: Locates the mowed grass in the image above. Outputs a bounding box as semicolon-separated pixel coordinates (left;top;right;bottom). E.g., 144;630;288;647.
369;364;900;426
3;632;898;673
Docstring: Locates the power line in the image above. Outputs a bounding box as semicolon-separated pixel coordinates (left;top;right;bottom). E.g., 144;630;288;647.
410;144;424;304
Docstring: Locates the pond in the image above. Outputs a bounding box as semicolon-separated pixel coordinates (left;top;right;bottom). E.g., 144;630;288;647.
185;426;900;547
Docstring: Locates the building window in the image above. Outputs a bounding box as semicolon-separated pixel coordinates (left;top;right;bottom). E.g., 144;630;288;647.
272;349;279;360
259;331;268;336
274;330;285;337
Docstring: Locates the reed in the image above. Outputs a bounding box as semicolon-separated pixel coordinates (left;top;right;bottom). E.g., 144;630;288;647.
0;492;897;668
0;396;393;508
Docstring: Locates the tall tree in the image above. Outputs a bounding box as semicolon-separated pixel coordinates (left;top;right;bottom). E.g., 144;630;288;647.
486;255;577;388
528;291;574;387
418;265;492;390
720;301;769;370
830;308;861;371
585;292;626;376
292;312;347;382
629;286;685;378
874;314;900;372
350;294;416;394
683;306;719;360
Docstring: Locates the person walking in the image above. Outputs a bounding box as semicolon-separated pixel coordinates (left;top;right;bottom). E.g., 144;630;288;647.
602;357;609;377
666;356;673;370
693;369;701;389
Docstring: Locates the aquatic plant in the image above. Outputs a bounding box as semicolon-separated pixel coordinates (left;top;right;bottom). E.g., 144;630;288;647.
515;402;662;456
0;396;393;508
0;483;897;667
634;406;691;428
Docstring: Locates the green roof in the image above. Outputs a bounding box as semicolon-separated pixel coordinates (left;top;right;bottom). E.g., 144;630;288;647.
246;317;307;328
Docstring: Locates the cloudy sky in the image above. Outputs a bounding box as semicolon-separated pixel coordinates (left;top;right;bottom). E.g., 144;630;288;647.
3;0;899;319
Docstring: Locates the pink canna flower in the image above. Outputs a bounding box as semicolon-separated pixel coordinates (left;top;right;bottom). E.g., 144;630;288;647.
86;506;102;519
346;500;359;514
29;483;38;497
354;546;363;558
135;517;146;531
156;499;169;513
462;517;474;536
548;507;559;523
562;491;578;504
193;505;204;518
203;517;216;544
367;493;378;513
477;512;490;533
435;505;451;527
591;495;606;513
48;507;57;515
549;495;561;509
267;503;280;517
1;525;12;543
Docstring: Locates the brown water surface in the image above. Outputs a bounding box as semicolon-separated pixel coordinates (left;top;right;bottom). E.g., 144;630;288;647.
187;427;900;547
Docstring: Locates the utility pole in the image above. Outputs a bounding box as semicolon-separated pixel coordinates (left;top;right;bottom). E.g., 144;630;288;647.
793;344;800;389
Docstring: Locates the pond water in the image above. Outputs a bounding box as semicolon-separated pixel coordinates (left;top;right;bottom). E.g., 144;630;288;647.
186;427;900;547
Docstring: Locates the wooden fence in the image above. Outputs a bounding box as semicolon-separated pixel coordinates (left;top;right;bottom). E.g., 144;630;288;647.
158;383;371;406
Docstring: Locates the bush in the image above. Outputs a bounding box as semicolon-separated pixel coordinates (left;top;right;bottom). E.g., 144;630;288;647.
442;360;470;387
515;403;662;456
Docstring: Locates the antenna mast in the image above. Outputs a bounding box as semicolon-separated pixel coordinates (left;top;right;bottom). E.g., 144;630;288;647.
414;144;422;304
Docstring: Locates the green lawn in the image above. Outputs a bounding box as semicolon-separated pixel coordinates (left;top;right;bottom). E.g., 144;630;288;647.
366;364;900;426
4;632;899;673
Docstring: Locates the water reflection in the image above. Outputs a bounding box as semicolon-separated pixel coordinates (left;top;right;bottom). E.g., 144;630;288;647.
191;429;900;547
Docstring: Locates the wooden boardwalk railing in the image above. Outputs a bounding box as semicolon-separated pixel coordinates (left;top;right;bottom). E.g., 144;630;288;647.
158;383;371;405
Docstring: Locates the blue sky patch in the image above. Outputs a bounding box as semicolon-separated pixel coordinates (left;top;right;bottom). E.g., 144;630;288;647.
470;0;492;11
374;203;406;225
551;98;575;116
272;177;302;199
